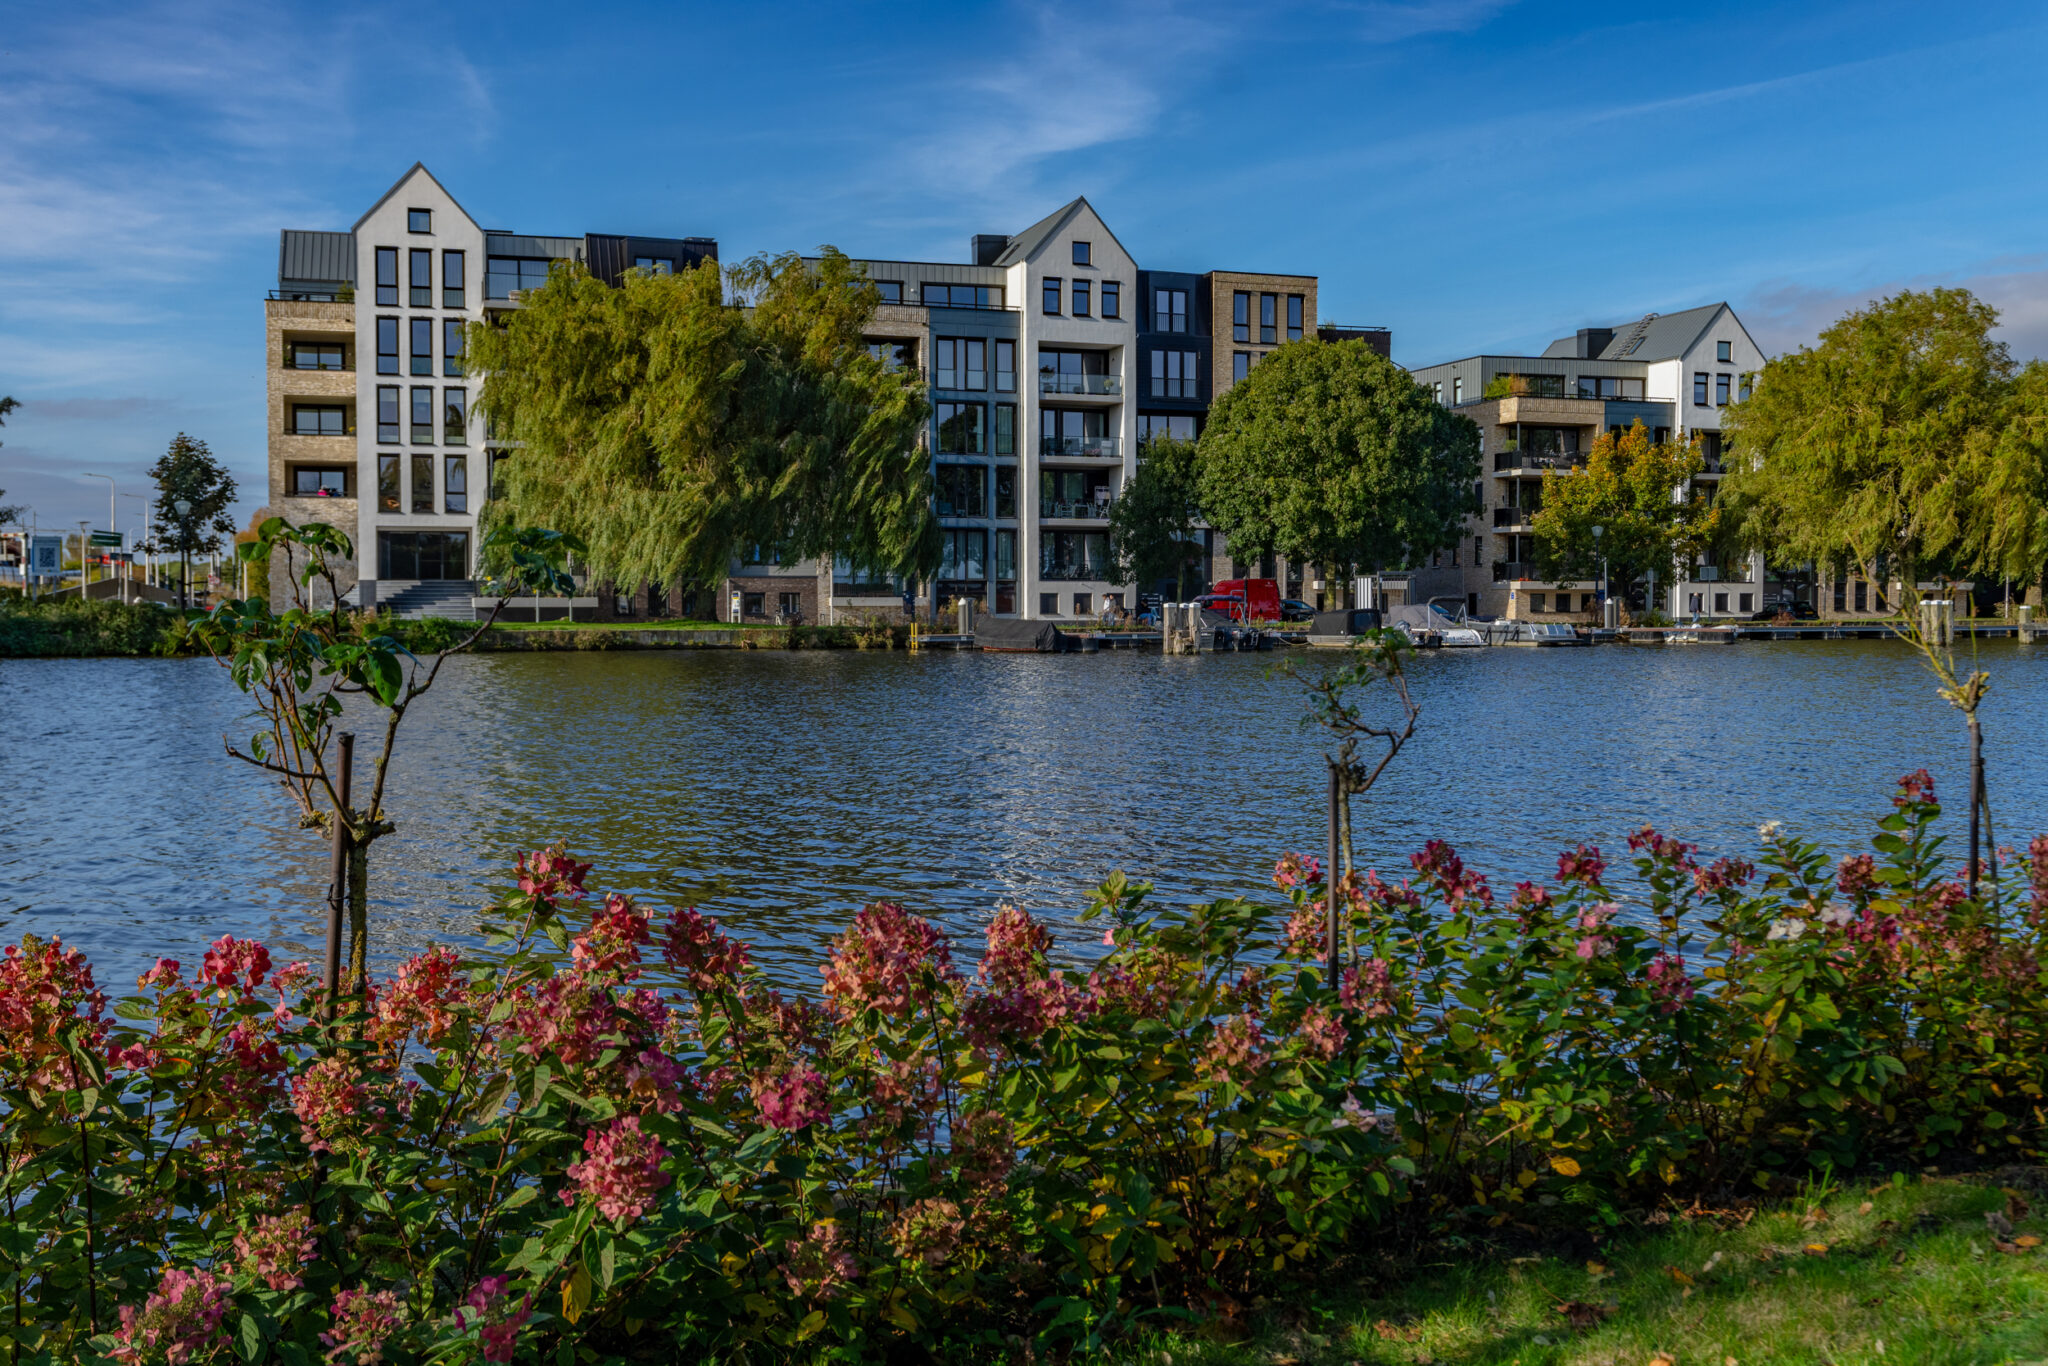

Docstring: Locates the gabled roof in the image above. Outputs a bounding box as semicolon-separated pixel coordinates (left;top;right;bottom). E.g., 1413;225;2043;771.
350;162;477;234
989;196;1136;269
1539;303;1734;362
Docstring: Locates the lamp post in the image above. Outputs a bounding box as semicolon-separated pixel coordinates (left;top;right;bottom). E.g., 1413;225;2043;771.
123;494;153;587
82;474;120;602
173;498;192;609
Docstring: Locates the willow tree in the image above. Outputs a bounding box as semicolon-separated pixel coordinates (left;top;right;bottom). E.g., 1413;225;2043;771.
1718;288;2015;591
466;250;938;591
1196;339;1479;584
1531;420;1716;594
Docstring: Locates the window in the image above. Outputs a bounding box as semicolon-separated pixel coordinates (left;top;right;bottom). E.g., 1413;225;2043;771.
1714;592;1728;614
443;455;467;514
1717;340;1732;363
1151;349;1198;398
1834;578;1847;611
777;591;802;620
1694;372;1709;405
1715;373;1731;406
291;405;347;436
1101;281;1119;319
411;454;433;514
408;208;431;233
1739;592;1753;613
865;340;914;371
615;593;638;618
935;464;986;517
936;402;985;454
1452;376;1463;404
742;592;765;618
1287;295;1304;341
993;404;1016;456
994;339;1015;392
288;342;344;370
939;528;987;580
1040;592;1058;616
871;280;902;303
633;256;673;275
410;318;433;375
486;257;555;298
994;528;1016;580
488;451;511;500
1260;293;1277;344
1041;407;1108;454
1530;593;1546;614
411;387;435;444
1233;291;1249;342
1073;593;1091;616
1154;288;1187;332
1854;580;1867;612
920;283;1002;309
648;586;667;618
1432;380;1443;403
1233;351;1250;383
1139;414;1197;444
1473;536;1484;565
378;455;400;512
1072;241;1091;266
292;466;348;497
444;388;467;444
409;249;432;308
444;319;465;376
377;386;400;443
1738;374;1753;402
379;530;470;580
376;248;398;306
1038;348;1110;394
934;338;987;390
994;467;1017;517
442;250;465;307
1575;375;1645;400
377;317;399;374
1043;278;1061;314
1038;530;1109;580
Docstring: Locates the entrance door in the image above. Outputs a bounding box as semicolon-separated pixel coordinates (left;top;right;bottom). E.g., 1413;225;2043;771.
378;531;472;580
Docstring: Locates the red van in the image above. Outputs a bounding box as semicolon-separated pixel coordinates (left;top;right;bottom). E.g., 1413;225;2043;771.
1198;578;1282;622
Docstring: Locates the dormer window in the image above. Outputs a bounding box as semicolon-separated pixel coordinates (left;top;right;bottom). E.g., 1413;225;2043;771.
1072;241;1091;266
408;209;432;233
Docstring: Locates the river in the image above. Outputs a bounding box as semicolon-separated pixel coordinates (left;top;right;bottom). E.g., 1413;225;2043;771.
3;641;2043;991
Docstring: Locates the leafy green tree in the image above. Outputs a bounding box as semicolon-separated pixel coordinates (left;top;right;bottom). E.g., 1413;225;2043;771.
1957;359;2048;593
466;250;937;593
148;431;238;573
1719;288;2014;590
1107;434;1204;600
1531;420;1716;593
1196;340;1479;586
0;396;19;525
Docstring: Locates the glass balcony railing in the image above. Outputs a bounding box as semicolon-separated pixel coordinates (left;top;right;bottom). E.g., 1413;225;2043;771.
1039;498;1113;520
1493;450;1584;472
1040;437;1120;458
1039;374;1121;396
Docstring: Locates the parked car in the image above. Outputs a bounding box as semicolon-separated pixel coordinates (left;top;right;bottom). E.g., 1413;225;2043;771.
1278;598;1316;623
1749;600;1819;621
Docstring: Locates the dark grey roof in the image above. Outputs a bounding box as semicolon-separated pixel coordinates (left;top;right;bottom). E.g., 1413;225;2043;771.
1540;304;1730;362
988;196;1135;270
279;230;354;285
487;233;583;260
350;162;475;234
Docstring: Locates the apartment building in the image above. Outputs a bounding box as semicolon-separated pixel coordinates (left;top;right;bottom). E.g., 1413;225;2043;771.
266;163;715;613
1405;304;1782;621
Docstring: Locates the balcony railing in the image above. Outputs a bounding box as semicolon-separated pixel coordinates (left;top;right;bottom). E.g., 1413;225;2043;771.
1494;450;1585;472
1039;374;1122;396
287;424;356;438
1039;499;1113;520
1040;437;1120;458
1493;506;1534;527
1492;562;1545;582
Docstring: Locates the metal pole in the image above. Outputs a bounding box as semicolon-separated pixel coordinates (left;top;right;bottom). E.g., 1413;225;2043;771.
323;732;355;1022
1325;762;1341;969
1967;715;1983;900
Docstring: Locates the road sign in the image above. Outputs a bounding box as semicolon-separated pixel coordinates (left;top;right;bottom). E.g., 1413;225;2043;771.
88;530;122;547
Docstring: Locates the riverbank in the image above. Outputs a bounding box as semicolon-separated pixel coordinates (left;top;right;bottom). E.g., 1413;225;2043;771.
1122;1169;2048;1365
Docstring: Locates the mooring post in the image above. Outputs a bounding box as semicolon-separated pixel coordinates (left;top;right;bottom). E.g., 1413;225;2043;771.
323;731;354;1023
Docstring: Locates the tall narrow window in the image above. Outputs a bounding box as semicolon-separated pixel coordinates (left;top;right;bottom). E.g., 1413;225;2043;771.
377;386;400;443
376;248;398;306
410;318;432;375
443;319;464;376
411;387;434;444
935;338;958;390
1738;374;1753;402
994;340;1015;392
993;403;1015;456
444;455;468;514
965;339;987;391
1043;278;1061;315
1156;288;1186;332
1286;295;1304;340
1233;352;1250;383
1715;373;1731;406
378;454;400;512
1072;280;1090;316
412;455;434;514
1101;281;1120;319
376;317;399;374
1259;293;1277;344
995;466;1016;516
409;249;432;307
1232;291;1249;342
444;387;467;444
1453;376;1463;403
1694;372;1709;405
442;250;465;307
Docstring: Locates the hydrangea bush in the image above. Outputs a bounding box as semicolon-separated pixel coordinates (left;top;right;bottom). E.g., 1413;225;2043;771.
3;774;2043;1362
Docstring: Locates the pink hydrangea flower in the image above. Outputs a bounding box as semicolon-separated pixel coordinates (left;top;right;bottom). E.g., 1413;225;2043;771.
1204;1012;1267;1082
235;1206;317;1291
963;907;1088;1045
1574;903;1620;959
783;1222;858;1301
1279;901;1326;959
1273;853;1322;890
368;946;467;1046
453;1276;532;1365
1645;952;1695;1014
571;893;651;983
1412;840;1492;907
291;1054;408;1154
1297;1005;1348;1060
952;1109;1015;1190
890;1198;966;1266
561;1116;671;1225
753;1063;829;1131
322;1287;403;1365
0;935;110;1095
659;906;751;991
517;844;592;906
112;1266;230;1365
820;902;957;1019
1338;957;1395;1018
1556;844;1606;886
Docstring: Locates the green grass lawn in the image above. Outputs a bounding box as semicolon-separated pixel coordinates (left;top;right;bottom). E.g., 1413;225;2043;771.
1121;1172;2048;1366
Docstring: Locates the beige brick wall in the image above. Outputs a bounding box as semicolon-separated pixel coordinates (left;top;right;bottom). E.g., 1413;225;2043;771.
265;299;358;608
1206;272;1317;403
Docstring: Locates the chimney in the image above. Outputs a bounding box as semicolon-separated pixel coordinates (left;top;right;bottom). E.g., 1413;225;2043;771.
971;234;1010;267
1576;328;1615;359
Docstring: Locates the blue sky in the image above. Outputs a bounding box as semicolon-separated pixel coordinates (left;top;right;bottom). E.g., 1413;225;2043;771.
5;0;2048;536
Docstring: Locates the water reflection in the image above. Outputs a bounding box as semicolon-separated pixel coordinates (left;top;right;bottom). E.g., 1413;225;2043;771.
2;642;2041;991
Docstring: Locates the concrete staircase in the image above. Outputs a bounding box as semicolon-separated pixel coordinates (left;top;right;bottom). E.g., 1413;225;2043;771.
375;580;479;620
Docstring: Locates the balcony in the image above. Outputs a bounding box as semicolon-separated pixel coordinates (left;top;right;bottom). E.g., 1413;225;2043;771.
1493;506;1534;528
1040;437;1120;459
1039;498;1114;521
1039;374;1122;397
1493;450;1585;473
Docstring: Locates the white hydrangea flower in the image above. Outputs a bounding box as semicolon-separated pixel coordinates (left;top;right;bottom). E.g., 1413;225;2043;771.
1758;820;1784;842
1766;916;1808;941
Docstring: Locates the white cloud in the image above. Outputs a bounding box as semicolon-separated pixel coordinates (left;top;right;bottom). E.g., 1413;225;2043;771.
1337;0;1518;43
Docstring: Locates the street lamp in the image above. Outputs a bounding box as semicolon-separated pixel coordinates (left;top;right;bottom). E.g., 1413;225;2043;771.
1591;524;1609;625
173;498;192;609
82;474;120;603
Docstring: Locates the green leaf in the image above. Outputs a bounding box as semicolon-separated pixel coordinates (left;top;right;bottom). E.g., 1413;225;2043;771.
238;1311;264;1362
